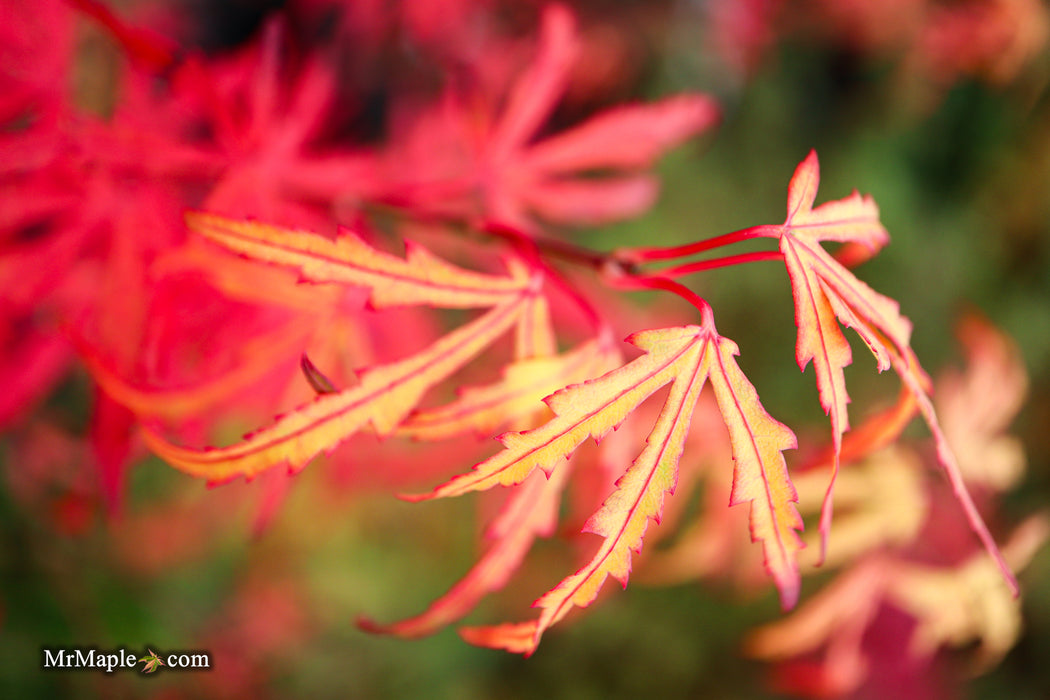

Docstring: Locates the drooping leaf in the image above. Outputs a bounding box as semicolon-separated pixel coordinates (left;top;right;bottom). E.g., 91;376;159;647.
886;514;1050;669
888;344;1018;594
747;515;1049;694
758;152;1014;593
937;313;1028;490
415;321;802;653
710;333;804;608
630;394;755;588
756;150;903;560
526;329;714;651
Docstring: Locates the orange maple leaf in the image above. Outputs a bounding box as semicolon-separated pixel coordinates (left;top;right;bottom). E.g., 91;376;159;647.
143;292;538;482
185;212;532;309
142;215;544;483
753;150;903;560
414;314;802;654
757;152;1016;593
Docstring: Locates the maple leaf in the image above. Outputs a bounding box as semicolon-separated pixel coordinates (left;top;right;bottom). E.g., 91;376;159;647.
138;649;164;674
630;394;765;590
413;314;802;654
384;4;719;231
747;515;1050;695
937;312;1028;490
142;214;544;482
752;150;899;559
143;293;536;482
185;212;531;309
886;513;1050;670
757;151;1016;593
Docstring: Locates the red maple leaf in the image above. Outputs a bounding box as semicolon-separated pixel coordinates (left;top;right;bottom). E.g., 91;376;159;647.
382;4;720;231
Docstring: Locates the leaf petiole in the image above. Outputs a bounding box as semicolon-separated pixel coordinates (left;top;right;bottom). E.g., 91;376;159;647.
605;272;714;323
616;225;777;264
648;250;784;278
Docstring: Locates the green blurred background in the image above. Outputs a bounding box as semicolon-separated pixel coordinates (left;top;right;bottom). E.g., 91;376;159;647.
3;1;1049;698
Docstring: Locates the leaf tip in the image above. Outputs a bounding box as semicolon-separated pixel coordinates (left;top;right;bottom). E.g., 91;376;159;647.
779;579;801;612
459;621;541;656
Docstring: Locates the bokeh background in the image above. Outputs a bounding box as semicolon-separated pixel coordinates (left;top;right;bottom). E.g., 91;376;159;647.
3;1;1050;698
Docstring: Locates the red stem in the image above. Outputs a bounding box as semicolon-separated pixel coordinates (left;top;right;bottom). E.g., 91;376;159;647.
607;274;713;323
481;220;610;270
481;221;605;331
404;215;733;326
617;225;779;263
652;250;783;278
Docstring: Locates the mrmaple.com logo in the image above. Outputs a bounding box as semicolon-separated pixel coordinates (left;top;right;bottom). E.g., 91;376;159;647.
42;647;210;674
